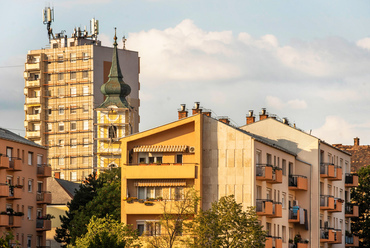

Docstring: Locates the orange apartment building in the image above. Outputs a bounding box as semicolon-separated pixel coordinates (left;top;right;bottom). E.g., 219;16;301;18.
120;104;359;248
0;127;51;248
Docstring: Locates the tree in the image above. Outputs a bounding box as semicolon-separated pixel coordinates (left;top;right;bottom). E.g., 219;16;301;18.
351;165;370;246
55;168;121;247
68;215;140;248
0;231;20;248
146;188;200;248
186;195;267;248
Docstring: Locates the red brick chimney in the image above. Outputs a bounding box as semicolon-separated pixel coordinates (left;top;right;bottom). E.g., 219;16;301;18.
354;137;360;147
203;110;212;117
259;108;268;120
218;117;230;125
178;104;188;120
246;110;255;124
192;102;202;115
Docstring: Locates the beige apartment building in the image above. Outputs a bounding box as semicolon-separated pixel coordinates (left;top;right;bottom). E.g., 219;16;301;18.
120;104;358;248
0;127;51;247
24;30;140;181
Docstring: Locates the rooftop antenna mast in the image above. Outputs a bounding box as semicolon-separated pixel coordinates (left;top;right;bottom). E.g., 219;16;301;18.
90;18;99;40
43;6;55;40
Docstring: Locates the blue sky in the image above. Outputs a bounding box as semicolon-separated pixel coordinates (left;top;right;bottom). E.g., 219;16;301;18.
1;0;370;145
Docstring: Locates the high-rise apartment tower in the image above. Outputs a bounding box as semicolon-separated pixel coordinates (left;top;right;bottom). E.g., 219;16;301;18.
24;11;140;181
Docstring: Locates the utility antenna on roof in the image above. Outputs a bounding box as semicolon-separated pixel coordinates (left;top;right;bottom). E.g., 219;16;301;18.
90;18;99;40
42;6;55;40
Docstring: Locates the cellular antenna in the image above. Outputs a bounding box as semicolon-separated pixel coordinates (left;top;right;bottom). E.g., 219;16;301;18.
90;18;99;40
42;7;55;40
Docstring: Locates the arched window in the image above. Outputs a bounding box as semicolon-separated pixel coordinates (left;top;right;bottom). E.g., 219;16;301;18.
108;125;117;139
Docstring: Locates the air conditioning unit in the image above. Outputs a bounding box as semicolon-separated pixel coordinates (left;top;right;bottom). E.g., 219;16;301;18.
188;146;195;153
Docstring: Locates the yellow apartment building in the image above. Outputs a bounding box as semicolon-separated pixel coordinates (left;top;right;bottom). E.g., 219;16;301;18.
0;127;51;247
24;23;140;182
120;104;358;248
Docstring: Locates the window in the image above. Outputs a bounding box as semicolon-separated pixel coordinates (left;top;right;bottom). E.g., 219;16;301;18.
83;121;89;130
108;125;117;139
58;157;65;166
28;152;33;165
48;108;52;115
57;55;63;63
70;105;77;114
58;122;65;132
83;104;89;113
47;74;51;81
82;70;88;79
175;221;183;236
282;226;286;243
58;105;65;115
58;139;64;148
27;235;32;248
82;52;89;62
70;122;77;131
58;73;64;81
58;88;65;96
83;86;89;96
137;221;161;236
70;157;77;164
174;187;184;200
6;147;12;160
137;187;163;200
60;173;65;180
71;139;77;148
83;138;89;147
28;180;32;192
70;71;76;80
176;154;183;164
70;87;76;96
282;192;286;209
37;155;43;166
266;153;272;165
282;159;286;176
70;53;76;63
70;172;77;181
47;123;52;131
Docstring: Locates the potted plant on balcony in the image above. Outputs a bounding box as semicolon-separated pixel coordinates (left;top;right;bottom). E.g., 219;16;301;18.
144;201;154;206
13;212;24;216
294;233;302;244
15;185;23;189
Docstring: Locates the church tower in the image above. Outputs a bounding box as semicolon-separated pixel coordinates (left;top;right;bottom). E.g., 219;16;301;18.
96;29;135;171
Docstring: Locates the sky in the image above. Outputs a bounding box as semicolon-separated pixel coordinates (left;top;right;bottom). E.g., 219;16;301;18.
1;0;370;145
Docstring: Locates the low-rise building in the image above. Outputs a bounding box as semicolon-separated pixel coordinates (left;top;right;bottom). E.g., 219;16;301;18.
0;127;50;247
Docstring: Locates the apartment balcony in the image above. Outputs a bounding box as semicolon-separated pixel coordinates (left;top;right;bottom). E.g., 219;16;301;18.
8;215;22;228
320;163;335;178
7;187;22;200
7;157;22;171
123;199;193;215
328;230;342;244
36;191;52;204
256;164;273;181
320;195;335;210
37;164;52;178
265;236;282;248
269;167;283;184
345;203;359;218
26;113;41;121
328;198;343;212
25;62;40;71
0;155;9;169
25;96;41;105
36;219;51;231
345;173;359;187
125;163;196;179
0;215;9;226
256;199;282;217
289;208;307;225
296;243;308;248
26;130;41;139
345;234;359;247
288;175;308;191
25;79;41;88
320;229;335;243
328;166;343;181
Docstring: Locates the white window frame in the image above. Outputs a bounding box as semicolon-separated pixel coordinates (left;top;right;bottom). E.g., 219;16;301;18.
83;120;89;130
70;87;76;96
58;105;65;115
70;122;77;131
82;86;89;96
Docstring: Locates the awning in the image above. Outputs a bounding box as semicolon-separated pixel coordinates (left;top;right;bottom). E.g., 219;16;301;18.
133;145;188;153
134;180;186;187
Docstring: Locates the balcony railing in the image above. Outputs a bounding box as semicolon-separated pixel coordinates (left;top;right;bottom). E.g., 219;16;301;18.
328;198;343;212
320;228;335;243
256;199;273;216
7;157;22;171
288;175;308;191
36;219;51;231
345;234;359;247
345;203;359;218
320;195;335;210
265;236;282;248
37;164;52;177
36;191;52;204
345;173;359;187
320;163;335;178
289;208;306;224
256;164;282;183
0;155;9;169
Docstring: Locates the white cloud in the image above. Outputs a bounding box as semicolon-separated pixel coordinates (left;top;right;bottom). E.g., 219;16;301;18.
266;96;307;110
356;38;370;50
312;116;356;144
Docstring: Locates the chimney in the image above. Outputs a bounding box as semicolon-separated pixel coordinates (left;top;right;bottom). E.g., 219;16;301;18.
192;102;202;115
246;110;255;124
259;108;268;120
354;137;360;147
203;110;212;117
218;116;230;125
282;118;289;125
178;104;188;120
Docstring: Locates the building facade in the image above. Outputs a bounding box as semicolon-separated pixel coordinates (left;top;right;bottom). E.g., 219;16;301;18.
0;127;50;247
120;105;358;248
24;28;140;182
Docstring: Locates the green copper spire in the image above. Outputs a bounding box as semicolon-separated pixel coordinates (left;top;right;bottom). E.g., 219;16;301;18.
99;28;131;108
